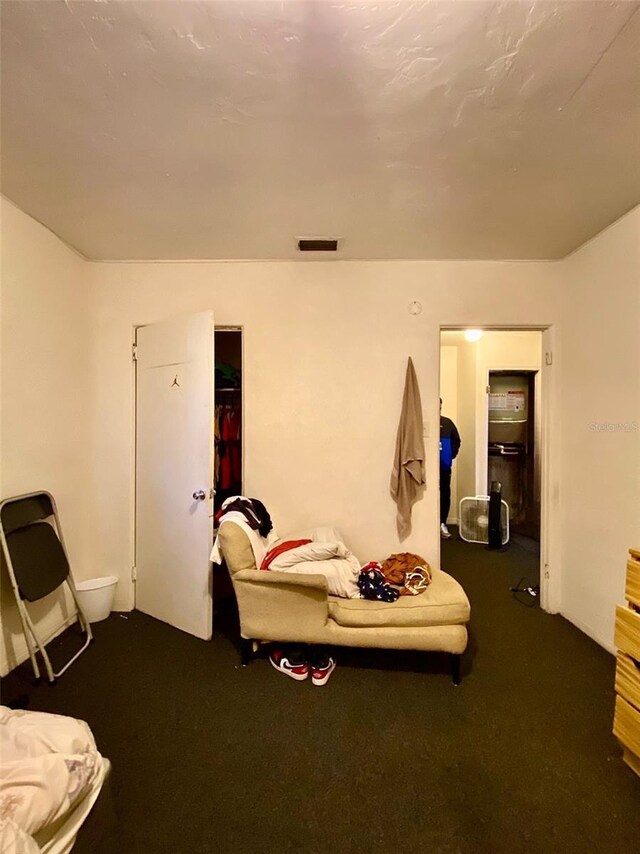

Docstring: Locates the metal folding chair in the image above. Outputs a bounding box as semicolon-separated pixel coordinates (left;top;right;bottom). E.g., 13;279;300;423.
0;491;93;683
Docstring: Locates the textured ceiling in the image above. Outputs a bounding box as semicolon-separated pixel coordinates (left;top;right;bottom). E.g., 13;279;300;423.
1;0;639;260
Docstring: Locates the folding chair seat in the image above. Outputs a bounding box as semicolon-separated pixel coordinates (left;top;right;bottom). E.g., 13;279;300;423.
0;491;93;682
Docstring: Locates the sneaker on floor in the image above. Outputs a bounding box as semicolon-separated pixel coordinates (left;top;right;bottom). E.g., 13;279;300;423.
269;651;309;681
311;658;336;686
440;523;452;539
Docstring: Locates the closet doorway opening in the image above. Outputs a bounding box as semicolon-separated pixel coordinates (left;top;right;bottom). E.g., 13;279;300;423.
439;327;556;613
487;369;540;542
214;328;243;517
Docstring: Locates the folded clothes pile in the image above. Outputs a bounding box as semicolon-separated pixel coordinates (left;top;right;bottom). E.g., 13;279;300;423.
358;563;400;602
357;552;432;602
381;552;432;595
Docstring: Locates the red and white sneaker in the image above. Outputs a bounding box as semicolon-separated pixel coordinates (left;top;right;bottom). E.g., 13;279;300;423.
311;658;336;686
269;651;309;681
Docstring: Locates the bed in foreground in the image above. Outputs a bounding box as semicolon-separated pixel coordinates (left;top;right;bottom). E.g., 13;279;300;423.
0;705;110;853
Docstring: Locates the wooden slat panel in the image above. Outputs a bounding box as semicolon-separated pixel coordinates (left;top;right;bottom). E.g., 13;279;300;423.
615;606;640;661
615;653;640;712
626;559;640;609
629;548;640;561
623;748;640;778
613;696;640;759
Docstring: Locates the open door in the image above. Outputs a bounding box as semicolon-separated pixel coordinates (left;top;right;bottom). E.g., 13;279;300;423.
135;311;214;639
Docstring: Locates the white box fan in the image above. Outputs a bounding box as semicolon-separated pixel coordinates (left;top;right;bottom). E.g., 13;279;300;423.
458;495;509;545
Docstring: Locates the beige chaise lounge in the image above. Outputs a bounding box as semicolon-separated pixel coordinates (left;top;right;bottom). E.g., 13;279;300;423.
218;522;471;683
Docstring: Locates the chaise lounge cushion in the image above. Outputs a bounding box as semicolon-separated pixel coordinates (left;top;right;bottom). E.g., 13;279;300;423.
328;568;469;628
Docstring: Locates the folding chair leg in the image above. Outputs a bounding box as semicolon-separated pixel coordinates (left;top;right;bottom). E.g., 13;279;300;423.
15;599;41;681
66;579;94;643
53;631;92;679
21;606;55;683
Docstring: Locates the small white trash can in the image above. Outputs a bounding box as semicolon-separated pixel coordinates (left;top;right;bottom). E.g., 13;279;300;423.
75;576;118;623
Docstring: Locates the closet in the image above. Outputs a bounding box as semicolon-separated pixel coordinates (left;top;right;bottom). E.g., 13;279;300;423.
214;328;243;516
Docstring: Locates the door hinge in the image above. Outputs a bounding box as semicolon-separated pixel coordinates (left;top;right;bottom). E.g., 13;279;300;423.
131;565;137;583
545;351;553;366
132;343;138;361
486;385;491;394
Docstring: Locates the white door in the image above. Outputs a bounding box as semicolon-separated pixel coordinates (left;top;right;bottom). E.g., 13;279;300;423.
135;311;214;639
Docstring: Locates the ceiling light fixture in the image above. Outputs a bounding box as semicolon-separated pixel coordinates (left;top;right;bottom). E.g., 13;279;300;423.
464;329;483;342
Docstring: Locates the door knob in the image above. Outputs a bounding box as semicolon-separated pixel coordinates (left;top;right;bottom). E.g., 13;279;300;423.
192;490;206;501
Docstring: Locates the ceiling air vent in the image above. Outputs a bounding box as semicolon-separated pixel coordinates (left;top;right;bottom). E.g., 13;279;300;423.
297;238;339;252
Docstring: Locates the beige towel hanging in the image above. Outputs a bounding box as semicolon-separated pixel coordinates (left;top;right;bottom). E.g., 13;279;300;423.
390;357;426;539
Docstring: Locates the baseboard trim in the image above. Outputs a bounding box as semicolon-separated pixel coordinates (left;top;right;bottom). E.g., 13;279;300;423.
560;609;615;655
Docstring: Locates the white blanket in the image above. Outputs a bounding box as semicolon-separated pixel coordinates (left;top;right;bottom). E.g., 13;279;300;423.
0;706;108;854
267;537;361;599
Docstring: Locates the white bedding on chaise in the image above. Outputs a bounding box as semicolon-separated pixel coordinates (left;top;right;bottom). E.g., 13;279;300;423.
0;706;110;853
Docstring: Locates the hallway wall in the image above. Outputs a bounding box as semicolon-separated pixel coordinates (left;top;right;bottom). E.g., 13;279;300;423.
439;345;459;521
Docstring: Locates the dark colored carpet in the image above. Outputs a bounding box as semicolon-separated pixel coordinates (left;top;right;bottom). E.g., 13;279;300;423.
3;530;639;853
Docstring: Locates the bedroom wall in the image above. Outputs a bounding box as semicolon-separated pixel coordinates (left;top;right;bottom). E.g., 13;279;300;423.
3;197;636;666
3;197;636;668
85;259;562;611
0;198;92;675
559;205;640;652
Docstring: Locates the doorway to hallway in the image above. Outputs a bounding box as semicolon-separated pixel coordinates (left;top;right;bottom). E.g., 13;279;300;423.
439;328;548;607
